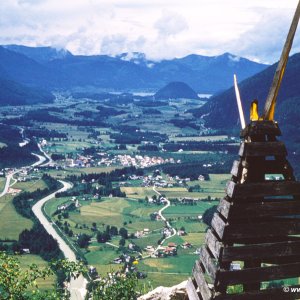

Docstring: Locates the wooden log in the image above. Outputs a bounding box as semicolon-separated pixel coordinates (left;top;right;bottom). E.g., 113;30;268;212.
217;262;300;286
239;141;287;157
231;160;242;177
227;200;300;219
200;247;218;282
205;229;223;260
211;213;227;240
227;181;300;199
193;260;212;300
217;198;231;219
224;218;300;239
240;121;281;137
222;240;300;262
219;235;300;245
215;285;300;300
186;279;201;300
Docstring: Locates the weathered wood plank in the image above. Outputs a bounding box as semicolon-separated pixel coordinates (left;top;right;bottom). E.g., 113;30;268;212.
193;260;212;300
224;218;300;239
240;120;281;137
231;160;242;177
222;240;300;262
217;262;300;286
227;181;300;199
205;229;222;260
217;198;231;219
199;247;218;282
211;213;227;240
218;235;300;245
215;285;300;300
186;279;201;300
239;141;287;157
228;200;300;219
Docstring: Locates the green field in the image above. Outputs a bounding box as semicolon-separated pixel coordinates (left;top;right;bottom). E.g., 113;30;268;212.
169;135;229;142
13;178;48;193
0;194;33;240
17;254;56;290
46;166;121;178
0;177;6;192
68;197;164;232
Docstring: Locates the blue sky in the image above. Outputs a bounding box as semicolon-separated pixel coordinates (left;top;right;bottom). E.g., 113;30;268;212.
1;0;300;63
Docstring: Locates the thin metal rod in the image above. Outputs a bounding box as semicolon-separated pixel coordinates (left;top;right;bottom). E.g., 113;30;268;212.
234;74;246;129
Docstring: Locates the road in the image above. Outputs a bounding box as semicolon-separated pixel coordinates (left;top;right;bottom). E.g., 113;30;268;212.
37;142;54;166
32;180;87;300
152;186;177;254
0;146;87;299
0;152;47;198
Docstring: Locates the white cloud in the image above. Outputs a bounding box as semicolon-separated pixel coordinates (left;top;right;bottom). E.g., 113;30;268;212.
0;0;299;62
154;10;188;37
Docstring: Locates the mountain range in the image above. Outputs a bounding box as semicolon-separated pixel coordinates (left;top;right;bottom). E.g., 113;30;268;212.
0;45;268;97
191;52;300;163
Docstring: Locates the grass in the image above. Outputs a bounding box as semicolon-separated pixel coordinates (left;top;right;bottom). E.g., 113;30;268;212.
0;194;33;240
133;233;162;250
46;166;120;178
120;187;157;199
13;179;48;193
169;135;229;142
140;252;197;274
164;201;218;217
85;244;122;276
66;197;163;232
14;254;56;290
0;177;6;192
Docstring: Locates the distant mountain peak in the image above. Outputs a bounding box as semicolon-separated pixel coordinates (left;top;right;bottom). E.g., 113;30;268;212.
154;81;199;100
3;44;73;63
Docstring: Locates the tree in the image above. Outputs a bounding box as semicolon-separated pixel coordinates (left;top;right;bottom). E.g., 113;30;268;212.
77;234;90;248
110;226;118;236
0;252;84;300
97;231;110;243
119;228;128;239
119;238;126;247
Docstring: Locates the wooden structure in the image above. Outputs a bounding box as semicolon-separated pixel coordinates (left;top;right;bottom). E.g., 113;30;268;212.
186;120;300;299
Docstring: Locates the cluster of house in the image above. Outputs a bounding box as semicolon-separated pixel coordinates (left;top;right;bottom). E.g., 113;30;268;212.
134;228;150;238
116;155;176;168
57;197;80;211
16;168;40;182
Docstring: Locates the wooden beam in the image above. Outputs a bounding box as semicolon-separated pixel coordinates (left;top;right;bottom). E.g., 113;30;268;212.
222;240;300;262
218;262;300;286
217;198;231;219
231;160;242;178
239;141;287;157
211;213;227;240
193;260;213;300
224;218;300;239
227;200;300;219
240;120;281;137
227;181;300;199
186;279;201;300
263;0;300;120
199;247;218;282
205;229;223;260
215;285;300;300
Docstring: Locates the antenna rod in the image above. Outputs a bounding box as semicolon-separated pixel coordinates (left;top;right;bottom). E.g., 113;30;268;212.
234;74;246;129
263;0;300;120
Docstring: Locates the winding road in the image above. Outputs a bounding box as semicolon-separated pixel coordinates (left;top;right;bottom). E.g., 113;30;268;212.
32;180;87;300
152;186;177;253
0;145;87;299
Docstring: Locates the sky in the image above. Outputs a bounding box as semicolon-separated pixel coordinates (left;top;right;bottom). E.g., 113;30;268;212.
1;0;300;63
